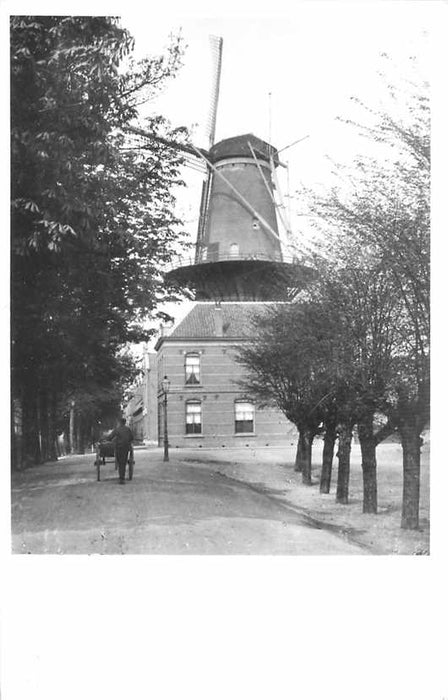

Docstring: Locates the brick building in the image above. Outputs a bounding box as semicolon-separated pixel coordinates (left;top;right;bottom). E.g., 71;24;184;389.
153;302;296;448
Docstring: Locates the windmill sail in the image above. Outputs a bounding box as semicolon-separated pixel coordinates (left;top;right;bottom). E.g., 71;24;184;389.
205;35;223;150
196;36;223;255
195;171;214;262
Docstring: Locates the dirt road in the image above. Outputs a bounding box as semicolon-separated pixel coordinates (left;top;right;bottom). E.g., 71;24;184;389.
11;447;366;555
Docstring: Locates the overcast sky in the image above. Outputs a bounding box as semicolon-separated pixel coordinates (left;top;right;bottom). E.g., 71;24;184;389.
120;3;434;342
123;3;432;233
123;5;431;149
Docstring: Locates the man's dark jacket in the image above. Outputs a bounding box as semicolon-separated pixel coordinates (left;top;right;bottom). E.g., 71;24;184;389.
108;425;133;447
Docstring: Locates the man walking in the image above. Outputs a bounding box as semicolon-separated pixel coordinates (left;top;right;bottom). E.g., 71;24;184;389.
108;418;134;484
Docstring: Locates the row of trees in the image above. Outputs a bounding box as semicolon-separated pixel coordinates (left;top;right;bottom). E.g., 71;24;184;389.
238;61;429;530
11;16;188;467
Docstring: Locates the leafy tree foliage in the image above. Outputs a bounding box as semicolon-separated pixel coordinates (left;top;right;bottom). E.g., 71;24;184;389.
300;58;429;528
11;16;188;466
239;56;429;528
237;302;334;485
238;258;399;508
312;261;400;509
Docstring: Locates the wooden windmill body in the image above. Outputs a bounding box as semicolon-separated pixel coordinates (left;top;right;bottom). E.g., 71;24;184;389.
131;36;313;302
168;131;308;301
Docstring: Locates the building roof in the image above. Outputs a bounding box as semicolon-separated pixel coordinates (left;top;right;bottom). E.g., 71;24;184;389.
208;134;279;166
159;302;280;343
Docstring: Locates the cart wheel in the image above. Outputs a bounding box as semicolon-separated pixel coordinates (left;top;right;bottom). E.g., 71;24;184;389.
129;459;134;481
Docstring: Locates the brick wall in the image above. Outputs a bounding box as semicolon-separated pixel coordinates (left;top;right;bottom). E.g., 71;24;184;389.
157;339;297;448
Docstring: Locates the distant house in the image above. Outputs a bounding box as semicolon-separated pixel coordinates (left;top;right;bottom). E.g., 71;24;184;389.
124;352;158;444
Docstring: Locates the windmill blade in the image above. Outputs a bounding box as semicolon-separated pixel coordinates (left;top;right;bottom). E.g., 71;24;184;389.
247;140;293;255
269;153;294;242
247;140;276;205
196;36;223;256
183;153;208;174
124;125;208;160
205;35;223;149
195;171;214;260
277;133;310;154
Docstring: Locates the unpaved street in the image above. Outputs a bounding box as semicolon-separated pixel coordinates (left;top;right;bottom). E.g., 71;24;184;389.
11;447;366;555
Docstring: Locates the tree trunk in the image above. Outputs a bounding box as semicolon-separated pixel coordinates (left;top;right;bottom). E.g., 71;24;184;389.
69;402;76;454
336;425;352;504
76;424;81;454
358;414;378;514
399;422;421;530
11;397;23;471
47;393;58;461
320;426;336;494
76;418;85;455
22;386;41;467
294;437;302;472
38;389;49;462
297;430;313;485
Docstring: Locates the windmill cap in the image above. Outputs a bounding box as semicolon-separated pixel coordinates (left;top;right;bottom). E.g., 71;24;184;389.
209;133;279;166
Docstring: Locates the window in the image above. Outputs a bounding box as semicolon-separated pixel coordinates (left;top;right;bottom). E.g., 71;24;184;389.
186;401;202;435
235;401;254;434
185;353;200;385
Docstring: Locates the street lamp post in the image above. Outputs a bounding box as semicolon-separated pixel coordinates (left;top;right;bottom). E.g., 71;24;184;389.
162;375;170;462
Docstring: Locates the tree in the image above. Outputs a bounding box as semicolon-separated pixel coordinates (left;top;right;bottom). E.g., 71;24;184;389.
237;302;340;486
320;263;398;511
238;256;401;511
11;16;188;466
319;401;337;494
300;58;429;527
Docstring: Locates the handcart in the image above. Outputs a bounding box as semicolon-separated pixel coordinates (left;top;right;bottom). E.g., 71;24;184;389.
94;440;134;482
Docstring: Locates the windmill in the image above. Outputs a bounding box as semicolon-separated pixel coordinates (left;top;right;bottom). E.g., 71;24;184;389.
127;36;314;301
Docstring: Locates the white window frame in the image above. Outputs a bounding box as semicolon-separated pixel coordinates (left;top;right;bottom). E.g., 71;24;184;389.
234;400;255;434
185;400;202;435
185;353;200;385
